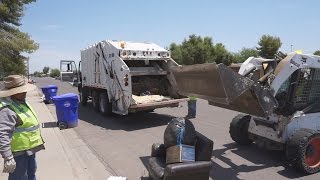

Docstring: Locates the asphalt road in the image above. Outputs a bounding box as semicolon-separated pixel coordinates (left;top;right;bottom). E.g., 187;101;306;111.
34;77;319;180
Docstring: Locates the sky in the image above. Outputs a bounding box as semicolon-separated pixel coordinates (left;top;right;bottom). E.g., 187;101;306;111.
20;0;320;73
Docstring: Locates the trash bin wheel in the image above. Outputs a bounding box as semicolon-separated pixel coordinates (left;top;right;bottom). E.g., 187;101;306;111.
44;99;53;104
58;122;68;130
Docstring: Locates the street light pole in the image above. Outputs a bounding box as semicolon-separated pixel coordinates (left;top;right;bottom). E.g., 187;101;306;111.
24;58;29;79
27;58;29;79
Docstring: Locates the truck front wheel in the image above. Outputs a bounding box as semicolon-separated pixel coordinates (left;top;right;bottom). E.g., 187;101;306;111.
229;114;253;145
99;92;112;115
286;129;320;174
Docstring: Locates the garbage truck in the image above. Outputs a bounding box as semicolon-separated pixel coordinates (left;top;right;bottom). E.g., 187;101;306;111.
170;53;320;174
78;40;187;115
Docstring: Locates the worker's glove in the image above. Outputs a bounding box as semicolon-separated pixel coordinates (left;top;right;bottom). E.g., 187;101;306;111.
3;155;16;173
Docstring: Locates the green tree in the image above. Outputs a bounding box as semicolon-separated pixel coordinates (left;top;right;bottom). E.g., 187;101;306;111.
170;34;215;65
314;50;320;56
180;34;214;65
213;43;234;66
43;66;50;74
169;43;182;64
50;68;60;78
257;35;282;59
0;0;38;76
170;34;241;66
33;71;41;77
233;48;259;63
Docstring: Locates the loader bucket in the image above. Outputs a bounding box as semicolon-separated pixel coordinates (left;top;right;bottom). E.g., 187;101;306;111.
170;63;278;117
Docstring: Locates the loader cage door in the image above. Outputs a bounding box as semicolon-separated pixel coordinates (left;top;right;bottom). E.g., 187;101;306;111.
292;68;320;111
275;68;320;115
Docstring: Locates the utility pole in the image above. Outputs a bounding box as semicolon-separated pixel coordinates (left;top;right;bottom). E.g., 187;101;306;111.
24;58;29;79
291;45;293;52
0;60;3;79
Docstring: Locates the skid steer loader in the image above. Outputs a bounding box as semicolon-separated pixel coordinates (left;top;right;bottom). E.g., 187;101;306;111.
170;53;320;174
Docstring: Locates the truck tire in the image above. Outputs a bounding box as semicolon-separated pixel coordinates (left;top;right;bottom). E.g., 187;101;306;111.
229;114;253;145
79;87;88;106
99;92;112;115
92;91;100;112
286;129;320;174
79;91;88;106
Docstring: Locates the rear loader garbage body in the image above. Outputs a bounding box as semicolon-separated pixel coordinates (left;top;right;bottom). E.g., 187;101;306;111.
78;40;187;115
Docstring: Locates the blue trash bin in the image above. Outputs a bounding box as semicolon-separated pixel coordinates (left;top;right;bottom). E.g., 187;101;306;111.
52;93;79;129
41;85;58;104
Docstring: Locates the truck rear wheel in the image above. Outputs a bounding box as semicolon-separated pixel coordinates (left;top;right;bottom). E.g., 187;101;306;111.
229;114;253;145
79;88;88;106
99;92;112;115
92;91;100;112
286;129;320;174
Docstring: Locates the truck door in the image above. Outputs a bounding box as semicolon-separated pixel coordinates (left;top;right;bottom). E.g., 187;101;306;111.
60;60;78;86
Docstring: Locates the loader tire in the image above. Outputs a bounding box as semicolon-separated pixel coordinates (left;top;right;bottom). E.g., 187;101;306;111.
286;129;320;174
92;91;100;112
99;92;112;116
229;114;253;145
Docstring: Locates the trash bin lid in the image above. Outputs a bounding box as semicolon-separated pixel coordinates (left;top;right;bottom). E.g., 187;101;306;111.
41;85;58;89
52;93;78;101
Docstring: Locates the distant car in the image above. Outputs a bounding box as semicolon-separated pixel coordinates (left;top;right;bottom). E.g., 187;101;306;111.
28;79;36;84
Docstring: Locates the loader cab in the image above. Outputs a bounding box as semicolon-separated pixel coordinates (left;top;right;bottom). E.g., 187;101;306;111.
238;57;277;83
275;68;320;115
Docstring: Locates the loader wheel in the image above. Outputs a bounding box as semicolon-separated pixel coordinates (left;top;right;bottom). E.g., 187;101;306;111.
286;129;320;174
229;114;253;145
92;91;100;112
99;92;112;116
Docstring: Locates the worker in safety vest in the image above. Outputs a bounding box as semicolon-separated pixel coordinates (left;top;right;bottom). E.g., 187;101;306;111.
0;75;44;180
185;95;197;119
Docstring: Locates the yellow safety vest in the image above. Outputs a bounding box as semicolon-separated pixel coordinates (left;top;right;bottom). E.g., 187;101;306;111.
0;99;44;152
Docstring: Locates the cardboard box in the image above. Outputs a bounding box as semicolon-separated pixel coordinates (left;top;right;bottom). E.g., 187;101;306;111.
166;145;195;164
